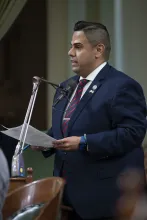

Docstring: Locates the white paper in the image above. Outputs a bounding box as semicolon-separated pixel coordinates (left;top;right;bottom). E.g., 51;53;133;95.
0;124;55;148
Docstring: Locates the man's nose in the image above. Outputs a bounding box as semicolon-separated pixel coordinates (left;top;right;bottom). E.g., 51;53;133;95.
68;47;75;57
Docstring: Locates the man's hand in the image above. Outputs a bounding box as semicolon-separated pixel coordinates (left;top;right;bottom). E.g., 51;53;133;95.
53;136;81;151
31;146;47;151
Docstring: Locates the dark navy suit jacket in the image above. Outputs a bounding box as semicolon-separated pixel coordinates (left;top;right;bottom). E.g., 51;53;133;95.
43;64;147;219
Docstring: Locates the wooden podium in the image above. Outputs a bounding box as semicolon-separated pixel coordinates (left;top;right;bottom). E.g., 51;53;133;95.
9;167;33;193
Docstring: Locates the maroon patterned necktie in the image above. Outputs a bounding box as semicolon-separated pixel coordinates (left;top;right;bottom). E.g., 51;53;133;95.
62;79;89;135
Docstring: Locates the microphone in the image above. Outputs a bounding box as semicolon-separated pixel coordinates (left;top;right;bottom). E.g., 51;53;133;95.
53;79;77;107
33;76;64;90
32;76;77;107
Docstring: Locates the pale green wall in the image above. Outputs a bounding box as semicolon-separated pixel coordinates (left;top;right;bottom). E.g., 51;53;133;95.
86;0;100;21
24;148;54;180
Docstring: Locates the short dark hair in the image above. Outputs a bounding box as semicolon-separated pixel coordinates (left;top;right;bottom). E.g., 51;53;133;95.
74;21;111;60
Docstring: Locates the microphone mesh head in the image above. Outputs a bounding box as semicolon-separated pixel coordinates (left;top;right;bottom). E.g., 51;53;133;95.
67;79;77;90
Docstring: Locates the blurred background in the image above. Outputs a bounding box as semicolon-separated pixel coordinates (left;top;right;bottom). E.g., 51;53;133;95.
0;0;147;180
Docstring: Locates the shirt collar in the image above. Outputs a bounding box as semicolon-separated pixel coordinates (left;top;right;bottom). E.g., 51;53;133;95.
79;62;107;82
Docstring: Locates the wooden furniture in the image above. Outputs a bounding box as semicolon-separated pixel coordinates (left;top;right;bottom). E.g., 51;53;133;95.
8;168;73;220
3;177;65;220
8;167;33;193
116;168;147;220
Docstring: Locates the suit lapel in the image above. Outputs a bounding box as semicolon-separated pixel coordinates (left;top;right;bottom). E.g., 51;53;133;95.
67;63;111;135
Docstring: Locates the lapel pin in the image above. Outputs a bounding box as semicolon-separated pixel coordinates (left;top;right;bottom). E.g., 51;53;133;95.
92;85;97;90
89;90;94;94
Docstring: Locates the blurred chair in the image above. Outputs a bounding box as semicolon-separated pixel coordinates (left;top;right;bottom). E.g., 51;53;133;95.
3;177;65;220
8;167;73;220
8;167;33;193
116;168;147;220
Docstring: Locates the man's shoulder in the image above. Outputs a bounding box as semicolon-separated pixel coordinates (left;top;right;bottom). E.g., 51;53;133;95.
108;65;142;89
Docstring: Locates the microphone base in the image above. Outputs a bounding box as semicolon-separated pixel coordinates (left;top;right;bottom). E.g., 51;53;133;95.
11;153;25;177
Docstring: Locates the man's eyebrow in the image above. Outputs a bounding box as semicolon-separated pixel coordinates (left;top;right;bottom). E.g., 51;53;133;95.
71;42;83;46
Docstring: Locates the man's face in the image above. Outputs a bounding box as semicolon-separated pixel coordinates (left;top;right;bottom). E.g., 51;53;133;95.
68;31;99;77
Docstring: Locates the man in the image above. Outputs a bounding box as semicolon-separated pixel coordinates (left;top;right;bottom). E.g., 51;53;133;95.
33;21;147;219
0;148;9;220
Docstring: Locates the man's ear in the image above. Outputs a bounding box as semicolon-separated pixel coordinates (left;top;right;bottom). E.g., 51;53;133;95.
95;44;105;58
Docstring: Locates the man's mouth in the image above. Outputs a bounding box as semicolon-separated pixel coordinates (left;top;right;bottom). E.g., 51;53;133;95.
71;60;78;65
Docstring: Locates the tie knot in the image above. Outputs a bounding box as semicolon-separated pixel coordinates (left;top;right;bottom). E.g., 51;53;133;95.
78;79;89;88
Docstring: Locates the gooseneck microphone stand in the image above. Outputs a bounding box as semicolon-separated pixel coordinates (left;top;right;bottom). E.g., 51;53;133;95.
11;76;60;177
11;77;42;177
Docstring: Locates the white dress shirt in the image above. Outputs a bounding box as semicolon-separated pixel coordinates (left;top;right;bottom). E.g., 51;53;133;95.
63;62;107;120
70;62;107;101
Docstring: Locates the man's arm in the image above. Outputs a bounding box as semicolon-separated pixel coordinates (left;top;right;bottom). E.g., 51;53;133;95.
86;80;147;158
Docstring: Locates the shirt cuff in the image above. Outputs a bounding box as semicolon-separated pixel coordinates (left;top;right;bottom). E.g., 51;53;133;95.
79;136;87;151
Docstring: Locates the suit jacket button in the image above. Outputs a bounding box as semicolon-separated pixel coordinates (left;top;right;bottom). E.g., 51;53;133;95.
64;152;67;154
